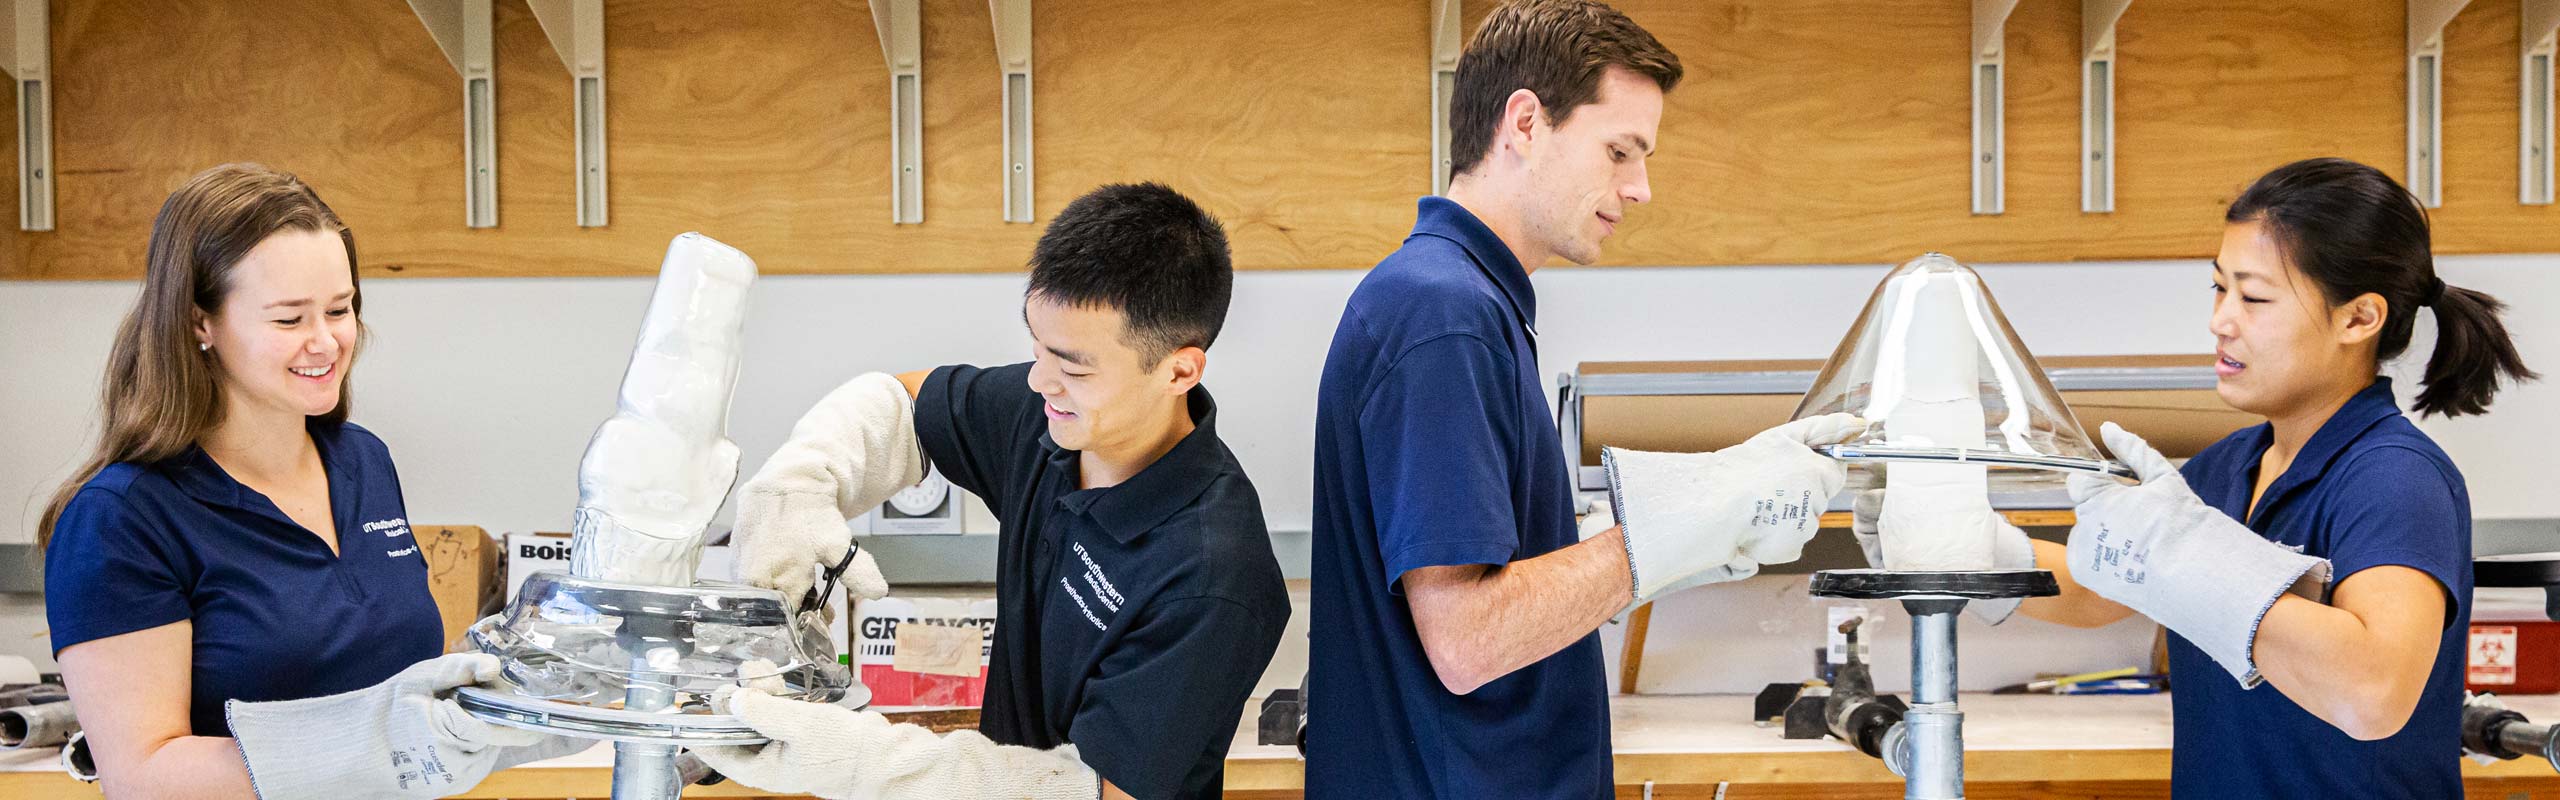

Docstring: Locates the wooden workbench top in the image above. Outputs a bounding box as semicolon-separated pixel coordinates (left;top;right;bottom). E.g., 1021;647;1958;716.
10;693;2560;797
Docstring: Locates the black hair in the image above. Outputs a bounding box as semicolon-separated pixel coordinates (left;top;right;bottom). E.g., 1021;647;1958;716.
1025;182;1233;365
2225;157;2535;417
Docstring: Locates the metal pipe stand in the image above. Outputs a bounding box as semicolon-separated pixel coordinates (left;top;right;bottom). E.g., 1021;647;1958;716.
1810;568;2060;800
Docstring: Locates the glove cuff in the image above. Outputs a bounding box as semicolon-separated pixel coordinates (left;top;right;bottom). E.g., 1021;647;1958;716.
570;506;706;586
228;690;452;800
1601;447;1675;601
2225;553;2331;688
1601;447;1639;596
227;697;306;800
2130;520;2330;687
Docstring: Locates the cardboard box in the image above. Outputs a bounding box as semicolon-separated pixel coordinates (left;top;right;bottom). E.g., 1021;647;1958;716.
416;525;502;649
503;531;739;598
504;531;575;602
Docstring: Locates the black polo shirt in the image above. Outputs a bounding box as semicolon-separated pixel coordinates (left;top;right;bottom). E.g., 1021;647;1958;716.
913;362;1289;800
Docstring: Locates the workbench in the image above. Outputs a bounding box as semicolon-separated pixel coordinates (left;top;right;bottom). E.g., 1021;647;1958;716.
8;694;2559;798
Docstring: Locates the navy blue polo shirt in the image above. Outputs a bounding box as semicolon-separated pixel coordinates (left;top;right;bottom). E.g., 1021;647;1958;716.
2169;377;2471;798
1307;197;1609;799
45;419;443;737
912;363;1289;800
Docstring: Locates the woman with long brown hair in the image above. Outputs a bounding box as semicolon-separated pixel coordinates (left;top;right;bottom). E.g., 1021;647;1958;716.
41;163;566;799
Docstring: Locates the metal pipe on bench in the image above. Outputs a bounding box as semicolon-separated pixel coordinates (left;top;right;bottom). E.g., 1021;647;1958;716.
0;699;77;749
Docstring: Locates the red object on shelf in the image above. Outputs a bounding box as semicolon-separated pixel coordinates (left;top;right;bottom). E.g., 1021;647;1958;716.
854;595;997;708
2467;620;2560;695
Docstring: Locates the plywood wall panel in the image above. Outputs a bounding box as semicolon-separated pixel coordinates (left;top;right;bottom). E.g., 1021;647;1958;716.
2;0;2551;281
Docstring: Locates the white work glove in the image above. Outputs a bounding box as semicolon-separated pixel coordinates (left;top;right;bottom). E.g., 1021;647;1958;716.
227;653;558;800
1849;489;2035;624
2066;422;2330;687
1602;413;1863;606
689;686;1097;800
734;372;923;605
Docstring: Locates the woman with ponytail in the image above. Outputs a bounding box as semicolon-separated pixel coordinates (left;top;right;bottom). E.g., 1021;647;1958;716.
2009;157;2532;797
42;164;567;799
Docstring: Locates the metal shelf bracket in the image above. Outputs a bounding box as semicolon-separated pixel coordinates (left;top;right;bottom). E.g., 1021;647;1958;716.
2523;0;2559;204
2083;0;2132;213
1974;0;2021;215
530;0;607;227
2409;0;2474;208
871;0;923;224
990;0;1031;222
2;0;53;231
409;0;500;228
1431;0;1461;195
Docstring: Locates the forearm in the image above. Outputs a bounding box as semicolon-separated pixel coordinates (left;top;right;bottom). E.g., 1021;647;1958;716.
2253;594;2431;740
99;736;256;800
2018;539;2137;627
1405;529;1633;695
61;627;256;800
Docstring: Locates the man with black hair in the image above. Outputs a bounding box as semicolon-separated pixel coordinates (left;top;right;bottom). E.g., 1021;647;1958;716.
694;182;1289;800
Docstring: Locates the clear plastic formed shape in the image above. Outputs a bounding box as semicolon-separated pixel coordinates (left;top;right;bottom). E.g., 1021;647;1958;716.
1792;253;2133;491
457;570;857;742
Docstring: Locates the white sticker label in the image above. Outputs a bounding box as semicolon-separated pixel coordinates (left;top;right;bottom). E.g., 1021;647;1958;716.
893;622;985;677
2471;625;2519;685
1827;606;1872;665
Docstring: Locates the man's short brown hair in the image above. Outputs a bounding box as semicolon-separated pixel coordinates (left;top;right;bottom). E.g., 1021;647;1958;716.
1447;0;1682;177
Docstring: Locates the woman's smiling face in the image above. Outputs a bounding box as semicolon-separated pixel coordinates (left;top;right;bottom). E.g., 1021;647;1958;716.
197;229;359;421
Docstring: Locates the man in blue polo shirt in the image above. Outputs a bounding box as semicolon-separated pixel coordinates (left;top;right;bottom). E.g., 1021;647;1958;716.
697;183;1289;800
1307;2;1860;797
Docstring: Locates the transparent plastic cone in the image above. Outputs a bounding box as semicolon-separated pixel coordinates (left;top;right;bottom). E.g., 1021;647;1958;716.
1792;253;2133;495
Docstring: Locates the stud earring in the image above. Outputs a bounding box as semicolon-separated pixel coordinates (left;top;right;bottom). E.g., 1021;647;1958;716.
199;342;211;352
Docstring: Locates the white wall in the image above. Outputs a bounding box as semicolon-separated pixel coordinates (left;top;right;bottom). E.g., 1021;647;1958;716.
7;252;2559;684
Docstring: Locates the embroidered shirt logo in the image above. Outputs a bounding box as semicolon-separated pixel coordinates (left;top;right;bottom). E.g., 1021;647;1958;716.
1056;542;1122;631
1060;577;1106;630
364;517;412;539
1072;542;1124;613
